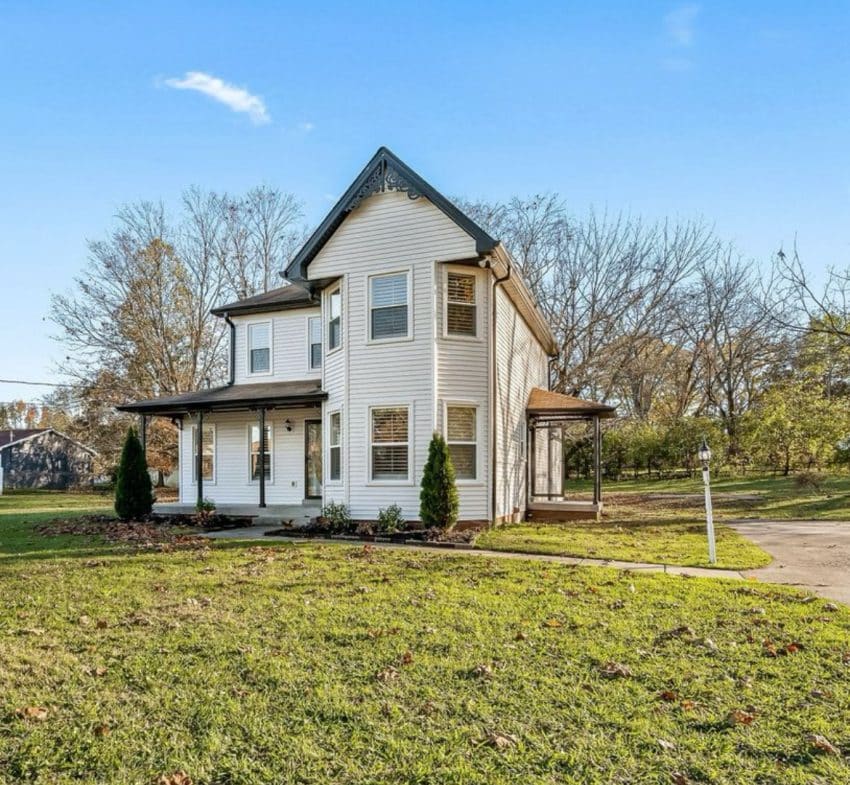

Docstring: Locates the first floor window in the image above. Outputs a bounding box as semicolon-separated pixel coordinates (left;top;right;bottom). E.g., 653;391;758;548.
192;424;215;482
308;316;322;369
370;271;409;340
328;287;342;350
446;271;477;337
371;406;409;481
329;412;341;481
248;322;271;374
249;424;272;482
446;405;477;479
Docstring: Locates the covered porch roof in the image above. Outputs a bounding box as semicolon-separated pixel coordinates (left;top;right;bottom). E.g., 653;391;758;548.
116;380;326;417
527;388;616;420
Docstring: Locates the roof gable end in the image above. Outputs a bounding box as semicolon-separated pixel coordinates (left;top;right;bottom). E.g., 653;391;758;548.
284;147;498;283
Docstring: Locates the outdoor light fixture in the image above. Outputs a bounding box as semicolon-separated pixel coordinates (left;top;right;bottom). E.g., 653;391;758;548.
284;419;293;432
698;436;717;564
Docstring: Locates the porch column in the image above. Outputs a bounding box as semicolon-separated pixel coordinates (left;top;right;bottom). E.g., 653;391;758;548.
196;411;204;507
139;414;147;459
258;407;266;508
592;415;601;505
529;419;537;501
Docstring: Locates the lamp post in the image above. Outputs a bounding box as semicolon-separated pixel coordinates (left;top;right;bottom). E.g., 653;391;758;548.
698;437;716;564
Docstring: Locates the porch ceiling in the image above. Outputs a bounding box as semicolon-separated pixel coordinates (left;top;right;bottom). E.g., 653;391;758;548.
116;380;326;417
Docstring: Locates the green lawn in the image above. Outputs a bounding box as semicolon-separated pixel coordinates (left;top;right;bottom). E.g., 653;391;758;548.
477;475;850;568
1;494;850;783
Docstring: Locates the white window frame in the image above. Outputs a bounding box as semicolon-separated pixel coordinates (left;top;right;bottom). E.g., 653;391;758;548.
247;422;274;485
443;401;481;484
327;410;342;484
367;269;413;344
191;423;216;485
327;284;342;354
443;267;481;341
246;320;273;376
368;404;412;485
307;314;322;371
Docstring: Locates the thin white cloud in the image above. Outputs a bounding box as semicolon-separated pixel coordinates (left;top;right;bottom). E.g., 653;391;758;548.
664;3;700;47
298;121;315;132
164;71;270;125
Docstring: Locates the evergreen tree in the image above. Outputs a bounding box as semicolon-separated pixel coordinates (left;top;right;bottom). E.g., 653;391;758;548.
114;427;153;520
419;432;459;529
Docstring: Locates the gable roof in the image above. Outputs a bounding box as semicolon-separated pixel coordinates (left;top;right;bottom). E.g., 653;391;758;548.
0;428;97;454
284;146;499;284
211;282;316;317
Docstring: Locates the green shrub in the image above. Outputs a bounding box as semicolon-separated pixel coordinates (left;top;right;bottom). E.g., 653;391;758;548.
419;432;459;530
376;503;405;533
114;427;153;521
321;501;352;533
195;498;217;526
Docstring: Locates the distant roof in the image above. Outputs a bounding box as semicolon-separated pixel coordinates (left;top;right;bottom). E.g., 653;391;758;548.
211;283;316;317
0;428;47;448
527;388;616;419
284;146;499;284
116;380;326;416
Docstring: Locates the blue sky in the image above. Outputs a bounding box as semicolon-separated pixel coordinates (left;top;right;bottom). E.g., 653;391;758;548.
1;1;848;404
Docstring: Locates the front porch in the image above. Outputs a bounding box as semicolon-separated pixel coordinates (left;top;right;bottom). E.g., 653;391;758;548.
153;501;321;526
526;388;616;521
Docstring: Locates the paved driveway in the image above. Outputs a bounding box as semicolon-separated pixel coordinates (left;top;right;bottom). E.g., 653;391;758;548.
729;520;850;605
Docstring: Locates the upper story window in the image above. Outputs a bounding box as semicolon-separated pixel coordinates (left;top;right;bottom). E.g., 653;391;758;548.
308;316;322;370
328;411;341;482
446;271;477;337
248;322;271;374
370;406;409;481
369;271;410;341
446;405;477;480
328;286;342;351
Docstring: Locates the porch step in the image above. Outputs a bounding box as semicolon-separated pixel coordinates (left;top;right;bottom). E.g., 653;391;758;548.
527;500;602;522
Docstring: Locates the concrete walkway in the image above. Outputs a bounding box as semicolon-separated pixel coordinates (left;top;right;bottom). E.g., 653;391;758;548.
201;525;746;580
729;519;850;604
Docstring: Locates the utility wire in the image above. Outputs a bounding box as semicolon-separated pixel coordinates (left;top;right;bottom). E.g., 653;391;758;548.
0;379;74;388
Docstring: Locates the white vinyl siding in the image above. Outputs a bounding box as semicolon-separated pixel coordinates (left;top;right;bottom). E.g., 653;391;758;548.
328;411;341;482
308;316;322;370
370;406;410;481
247;322;271;375
445;405;477;480
446;271;477;337
191;424;216;483
308;190;476;519
369;271;410;341
248;423;272;482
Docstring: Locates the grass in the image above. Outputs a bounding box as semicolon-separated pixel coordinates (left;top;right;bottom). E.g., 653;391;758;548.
1;493;850;783
476;474;850;568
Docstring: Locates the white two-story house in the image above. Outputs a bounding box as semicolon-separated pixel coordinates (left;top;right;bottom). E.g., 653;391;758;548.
119;148;613;524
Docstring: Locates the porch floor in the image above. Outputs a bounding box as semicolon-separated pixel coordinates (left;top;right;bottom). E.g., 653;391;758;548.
153;502;321;526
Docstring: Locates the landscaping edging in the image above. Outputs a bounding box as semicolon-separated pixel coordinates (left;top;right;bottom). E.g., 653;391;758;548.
262;528;477;549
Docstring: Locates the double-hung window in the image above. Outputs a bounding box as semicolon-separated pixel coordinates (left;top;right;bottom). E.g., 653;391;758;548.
370;272;409;341
446;405;477;480
308;316;322;370
192;424;215;482
328;287;342;351
371;406;409;481
249;424;272;482
328;412;341;482
446;272;477;337
248;322;271;374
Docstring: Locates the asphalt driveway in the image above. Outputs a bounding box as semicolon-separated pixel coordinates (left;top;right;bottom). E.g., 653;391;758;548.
729;520;850;605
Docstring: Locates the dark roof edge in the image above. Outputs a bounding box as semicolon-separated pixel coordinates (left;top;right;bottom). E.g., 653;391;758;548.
210;298;319;317
283;146;499;282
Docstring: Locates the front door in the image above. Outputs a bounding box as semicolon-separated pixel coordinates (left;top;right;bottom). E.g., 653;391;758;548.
305;420;322;498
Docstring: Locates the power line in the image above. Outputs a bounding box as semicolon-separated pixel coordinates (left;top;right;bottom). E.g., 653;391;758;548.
0;379;74;388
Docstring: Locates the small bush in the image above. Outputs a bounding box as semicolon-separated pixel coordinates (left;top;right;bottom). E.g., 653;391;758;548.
419;432;459;530
376;503;405;533
794;470;827;492
321;501;352;533
114;428;153;521
195;498;217;526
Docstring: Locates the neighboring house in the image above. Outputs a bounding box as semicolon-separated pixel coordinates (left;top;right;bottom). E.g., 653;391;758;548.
0;428;96;491
119;148;613;522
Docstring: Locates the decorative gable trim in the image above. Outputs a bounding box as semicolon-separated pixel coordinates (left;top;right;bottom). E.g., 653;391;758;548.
283;147;498;284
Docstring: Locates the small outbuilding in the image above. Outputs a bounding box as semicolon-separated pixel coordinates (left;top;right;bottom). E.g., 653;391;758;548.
0;428;96;491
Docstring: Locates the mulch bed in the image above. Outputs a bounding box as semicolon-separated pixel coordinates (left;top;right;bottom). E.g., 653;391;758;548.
35;515;209;551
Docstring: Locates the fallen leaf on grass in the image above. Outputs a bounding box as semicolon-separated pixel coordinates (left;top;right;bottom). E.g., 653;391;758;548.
543;618;563;628
657;738;676;751
485;731;518;750
670;772;691;785
16;706;48;721
400;650;414;666
94;723;110;737
471;663;494;680
807;734;841;756
156;772;193;785
658;690;679;702
376;666;399;683
823;603;839;612
726;709;755;726
656;625;695;643
599;661;632;679
514;631;528;641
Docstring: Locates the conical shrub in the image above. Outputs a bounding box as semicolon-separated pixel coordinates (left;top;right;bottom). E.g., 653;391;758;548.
419;432;459;529
114;427;153;521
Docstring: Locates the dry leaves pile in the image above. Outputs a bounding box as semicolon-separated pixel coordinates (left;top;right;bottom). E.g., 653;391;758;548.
35;516;208;550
